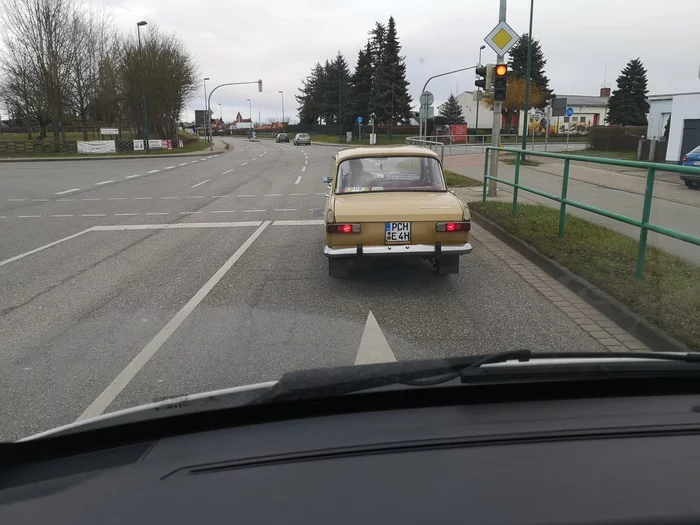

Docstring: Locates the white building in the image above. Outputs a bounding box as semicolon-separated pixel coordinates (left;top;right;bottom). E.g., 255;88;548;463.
443;90;610;135
647;91;700;163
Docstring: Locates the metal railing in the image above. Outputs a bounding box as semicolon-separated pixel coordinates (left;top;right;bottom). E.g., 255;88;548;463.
407;134;589;156
482;146;700;279
404;137;445;164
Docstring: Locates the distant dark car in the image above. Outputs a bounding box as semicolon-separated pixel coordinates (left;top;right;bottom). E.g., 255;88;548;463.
294;133;311;146
681;145;700;189
275;133;289;143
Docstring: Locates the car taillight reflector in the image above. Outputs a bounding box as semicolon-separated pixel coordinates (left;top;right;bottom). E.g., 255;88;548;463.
326;223;361;233
436;221;470;232
683;155;688;163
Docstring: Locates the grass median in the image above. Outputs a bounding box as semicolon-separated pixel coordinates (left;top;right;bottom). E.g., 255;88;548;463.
469;201;700;351
444;169;482;188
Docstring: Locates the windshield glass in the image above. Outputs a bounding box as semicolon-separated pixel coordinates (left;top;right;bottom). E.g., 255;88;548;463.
0;0;698;443
336;157;446;193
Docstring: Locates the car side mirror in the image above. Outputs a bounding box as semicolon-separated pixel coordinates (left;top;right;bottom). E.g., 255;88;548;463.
321;176;333;184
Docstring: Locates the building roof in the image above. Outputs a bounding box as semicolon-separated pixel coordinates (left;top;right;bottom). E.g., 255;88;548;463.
648;91;700;100
559;95;609;106
335;145;440;163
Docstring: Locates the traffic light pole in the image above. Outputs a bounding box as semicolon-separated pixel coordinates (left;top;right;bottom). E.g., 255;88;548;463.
488;0;507;197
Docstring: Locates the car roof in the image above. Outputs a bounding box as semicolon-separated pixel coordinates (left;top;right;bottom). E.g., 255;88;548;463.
335;145;441;164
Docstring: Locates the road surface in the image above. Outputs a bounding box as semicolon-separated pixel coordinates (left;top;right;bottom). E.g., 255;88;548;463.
0;138;645;441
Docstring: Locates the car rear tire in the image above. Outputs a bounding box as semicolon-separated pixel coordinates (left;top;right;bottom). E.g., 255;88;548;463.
436;255;460;275
684;180;700;189
328;259;349;278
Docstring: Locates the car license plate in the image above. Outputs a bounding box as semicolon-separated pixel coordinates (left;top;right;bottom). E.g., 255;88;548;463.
386;222;411;243
694;161;700;166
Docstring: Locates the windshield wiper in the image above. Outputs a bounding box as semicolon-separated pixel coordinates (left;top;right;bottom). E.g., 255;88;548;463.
252;350;700;404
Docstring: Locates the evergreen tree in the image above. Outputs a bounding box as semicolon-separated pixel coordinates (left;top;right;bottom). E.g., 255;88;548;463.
438;94;464;124
368;21;386;120
295;62;325;125
321;52;351;130
349;41;373;124
606;58;649;126
507;33;553;102
376;16;412;125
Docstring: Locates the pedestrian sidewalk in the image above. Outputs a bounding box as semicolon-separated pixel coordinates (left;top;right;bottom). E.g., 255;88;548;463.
0;138;229;163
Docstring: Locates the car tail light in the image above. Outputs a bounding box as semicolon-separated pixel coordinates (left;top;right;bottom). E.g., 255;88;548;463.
326;223;361;233
683;155;688;163
436;221;470;232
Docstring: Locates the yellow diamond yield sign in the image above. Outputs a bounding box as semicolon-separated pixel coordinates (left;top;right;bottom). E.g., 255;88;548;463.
485;21;520;57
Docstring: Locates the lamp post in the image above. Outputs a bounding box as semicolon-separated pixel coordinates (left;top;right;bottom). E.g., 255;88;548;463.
475;45;486;137
203;77;210;141
278;90;284;129
521;0;535;154
419;65;478;138
136;21;149;153
206;79;263;150
246;98;252;122
218;103;222;121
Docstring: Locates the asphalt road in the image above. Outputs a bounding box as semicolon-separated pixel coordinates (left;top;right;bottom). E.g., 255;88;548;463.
0;138;620;441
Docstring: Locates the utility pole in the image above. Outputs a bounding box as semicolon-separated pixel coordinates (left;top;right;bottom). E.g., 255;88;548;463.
488;0;507;197
136;21;149;153
520;0;535;155
475;45;486;136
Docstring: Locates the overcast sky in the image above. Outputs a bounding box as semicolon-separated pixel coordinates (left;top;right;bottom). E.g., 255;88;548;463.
98;0;698;123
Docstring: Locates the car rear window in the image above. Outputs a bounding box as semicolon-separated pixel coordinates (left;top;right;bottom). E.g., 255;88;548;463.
691;145;700;154
335;156;446;194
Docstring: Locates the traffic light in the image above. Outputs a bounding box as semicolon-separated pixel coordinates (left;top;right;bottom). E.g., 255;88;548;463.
493;64;508;101
474;64;494;91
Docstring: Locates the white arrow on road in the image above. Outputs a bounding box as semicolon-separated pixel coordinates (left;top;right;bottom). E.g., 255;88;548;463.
355;311;396;365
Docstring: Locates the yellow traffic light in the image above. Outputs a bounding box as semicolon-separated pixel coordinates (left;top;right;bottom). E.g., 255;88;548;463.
495;64;507;76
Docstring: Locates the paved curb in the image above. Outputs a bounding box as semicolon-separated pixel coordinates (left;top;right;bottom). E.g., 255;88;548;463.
0;141;230;163
470;210;689;353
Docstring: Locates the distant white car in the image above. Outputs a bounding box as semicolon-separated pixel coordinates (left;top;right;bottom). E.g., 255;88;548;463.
294;133;311;146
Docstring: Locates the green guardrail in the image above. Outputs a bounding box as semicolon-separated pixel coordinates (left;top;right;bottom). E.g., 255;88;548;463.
482;146;700;279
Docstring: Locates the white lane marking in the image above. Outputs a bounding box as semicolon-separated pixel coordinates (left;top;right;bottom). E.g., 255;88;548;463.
0;229;92;267
94;180;114;186
83;198;101;201
178;163;188;166
273;220;324;226
124;174;140;179
186;196;204;199
81;214;106;217
145;212;169;215
108;197;126;200
77;221;271;420
315;192;326;195
146;169;160;174
243;209;266;213
164;166;175;170
179;211;202;214
18;215;41;218
55;188;81;195
7;198;25;201
213;155;219;158
191;179;211;188
302;166;306;172
241;162;248;166
355;311;396;365
222;168;234;175
305;160;308;165
274;208;297;212
200;157;208;160
160;196;179;199
211;210;236;213
264;193;282;197
0;216;6;219
134;197;151;200
56;198;75;202
238;194;256;197
290;193;307;196
212;195;229;198
33;199;49;202
91;222;261;231
51;214;74;217
190;160;199;164
114;213;138;216
295;176;302;185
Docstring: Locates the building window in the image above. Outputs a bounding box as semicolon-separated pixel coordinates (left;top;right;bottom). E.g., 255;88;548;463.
563;117;570;123
571;117;578;122
580;116;586;123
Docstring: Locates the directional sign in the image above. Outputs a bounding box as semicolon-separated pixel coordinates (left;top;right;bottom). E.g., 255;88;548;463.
566;107;574;117
357;116;363;123
419;91;434;106
484;21;520;57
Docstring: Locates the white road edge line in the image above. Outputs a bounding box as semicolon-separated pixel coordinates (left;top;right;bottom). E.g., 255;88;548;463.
0;229;93;267
94;180;114;186
295;175;302;185
55;188;81;195
76;220;271;420
191;179;211;188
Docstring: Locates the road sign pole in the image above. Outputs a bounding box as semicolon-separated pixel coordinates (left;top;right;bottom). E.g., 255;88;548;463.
488;0;507;198
520;0;534;156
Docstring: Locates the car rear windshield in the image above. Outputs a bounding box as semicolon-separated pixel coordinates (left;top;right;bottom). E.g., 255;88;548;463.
335;156;446;194
298;134;309;138
691;145;700;154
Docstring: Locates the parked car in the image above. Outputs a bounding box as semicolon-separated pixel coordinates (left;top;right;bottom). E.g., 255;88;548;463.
294;133;311;146
681;145;700;189
322;146;472;277
275;133;289;143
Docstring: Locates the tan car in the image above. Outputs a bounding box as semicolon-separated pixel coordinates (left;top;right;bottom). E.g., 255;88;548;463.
322;146;472;277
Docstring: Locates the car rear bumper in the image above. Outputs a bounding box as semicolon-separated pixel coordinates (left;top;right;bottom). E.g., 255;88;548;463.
324;242;473;258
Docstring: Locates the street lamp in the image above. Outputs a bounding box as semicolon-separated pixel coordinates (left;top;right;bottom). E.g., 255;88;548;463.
475;45;486;136
521;0;535;154
246;98;252;122
278;90;284;129
206;79;263;150
419;65;478;138
203;77;210;142
218;103;222;121
136;21;149;153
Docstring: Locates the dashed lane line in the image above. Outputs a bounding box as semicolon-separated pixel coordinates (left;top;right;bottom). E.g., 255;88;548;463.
84;198;101;201
94;180;114;186
124;174;140;179
146;169;160;174
33;199;49;202
50;214;73;217
238;194;256;197
160;196;179;199
274;208;297;212
81;214;106;217
222;169;234;175
108;197;126;200
179;211;203;214
164;166;175;170
264;193;282;197
7;199;25;201
178;163;188;166
295;176;302;184
243;209;266;213
134;197;151;200
186;196;204;199
115;213;138;216
18;215;41;218
55;188;81;195
146;212;169;216
241;162;248;166
191;179;211;188
302;166;306;172
290;193;307;196
56;198;75;202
